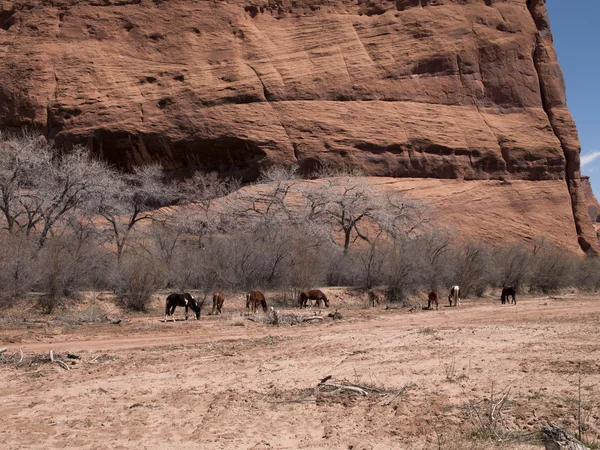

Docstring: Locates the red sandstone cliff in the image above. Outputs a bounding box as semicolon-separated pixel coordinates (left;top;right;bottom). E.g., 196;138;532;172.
0;0;597;251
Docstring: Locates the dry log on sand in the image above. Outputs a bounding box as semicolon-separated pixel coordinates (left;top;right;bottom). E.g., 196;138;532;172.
318;382;368;396
542;424;589;450
302;316;323;323
49;350;70;371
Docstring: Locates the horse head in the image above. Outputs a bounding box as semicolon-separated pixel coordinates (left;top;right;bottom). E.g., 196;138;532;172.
189;296;201;319
322;295;329;307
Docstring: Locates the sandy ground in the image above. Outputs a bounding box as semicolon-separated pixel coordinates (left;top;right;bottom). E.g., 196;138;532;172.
1;291;600;449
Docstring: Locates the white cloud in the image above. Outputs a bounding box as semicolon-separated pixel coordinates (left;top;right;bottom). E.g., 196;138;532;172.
581;151;600;166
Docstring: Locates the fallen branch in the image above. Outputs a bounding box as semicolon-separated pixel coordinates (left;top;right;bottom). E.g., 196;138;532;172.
382;384;412;406
49;350;70;371
320;375;333;384
318;382;368;396
0;348;7;355
18;348;23;364
303;316;323;322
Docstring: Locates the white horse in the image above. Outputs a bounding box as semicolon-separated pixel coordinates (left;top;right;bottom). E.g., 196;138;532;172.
448;286;461;307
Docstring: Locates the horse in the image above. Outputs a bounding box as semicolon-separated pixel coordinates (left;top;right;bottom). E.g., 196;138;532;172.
428;290;439;310
448;286;461;307
212;291;225;315
165;293;203;321
246;290;268;314
298;289;329;308
368;289;383;307
501;286;516;305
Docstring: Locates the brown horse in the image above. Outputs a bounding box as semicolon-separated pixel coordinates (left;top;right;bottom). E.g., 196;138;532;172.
246;290;267;314
428;290;439;310
212;291;225;315
501;286;516;305
368;290;384;307
298;289;329;308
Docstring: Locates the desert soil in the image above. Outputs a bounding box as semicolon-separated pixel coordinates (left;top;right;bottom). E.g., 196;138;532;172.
1;291;599;450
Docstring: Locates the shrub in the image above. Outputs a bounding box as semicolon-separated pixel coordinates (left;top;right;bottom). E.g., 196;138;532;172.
116;255;165;312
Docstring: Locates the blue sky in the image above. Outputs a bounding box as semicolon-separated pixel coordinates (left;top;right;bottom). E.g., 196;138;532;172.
547;0;600;196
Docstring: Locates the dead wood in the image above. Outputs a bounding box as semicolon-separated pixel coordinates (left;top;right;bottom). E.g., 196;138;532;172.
49;350;70;371
320;375;333;384
0;348;7;354
318;382;368;396
302;316;323;322
327;309;343;320
381;383;413;406
542;424;590;450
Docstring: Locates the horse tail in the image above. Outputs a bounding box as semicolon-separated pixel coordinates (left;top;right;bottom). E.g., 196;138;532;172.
246;293;251;309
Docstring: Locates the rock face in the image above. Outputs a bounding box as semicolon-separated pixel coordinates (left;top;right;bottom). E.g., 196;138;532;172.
582;176;600;224
0;0;597;251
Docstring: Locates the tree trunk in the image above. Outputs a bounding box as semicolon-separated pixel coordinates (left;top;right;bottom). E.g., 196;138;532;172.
343;227;351;254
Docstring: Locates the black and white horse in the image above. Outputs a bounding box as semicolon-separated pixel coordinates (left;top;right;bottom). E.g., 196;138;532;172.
165;293;203;321
448;285;461;307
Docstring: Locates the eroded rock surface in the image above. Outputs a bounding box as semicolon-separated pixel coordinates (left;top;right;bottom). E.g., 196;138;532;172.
0;0;597;251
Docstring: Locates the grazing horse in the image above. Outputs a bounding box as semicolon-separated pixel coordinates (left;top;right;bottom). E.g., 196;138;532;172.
298;289;330;308
165;293;202;321
368;290;383;307
501;286;516;305
246;290;268;314
448;286;461;307
428;290;439;310
212;291;225;315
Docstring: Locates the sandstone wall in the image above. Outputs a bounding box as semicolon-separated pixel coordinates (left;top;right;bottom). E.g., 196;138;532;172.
0;0;597;251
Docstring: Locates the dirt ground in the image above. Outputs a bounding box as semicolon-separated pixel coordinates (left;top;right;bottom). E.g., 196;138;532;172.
1;290;599;450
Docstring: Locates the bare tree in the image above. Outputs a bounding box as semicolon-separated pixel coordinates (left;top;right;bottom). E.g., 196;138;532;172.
97;165;177;263
0;132;112;246
231;165;298;232
322;177;375;254
179;171;240;247
0;131;52;234
454;243;490;297
491;244;532;289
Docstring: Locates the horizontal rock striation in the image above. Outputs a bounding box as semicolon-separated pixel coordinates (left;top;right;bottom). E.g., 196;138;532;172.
0;0;597;251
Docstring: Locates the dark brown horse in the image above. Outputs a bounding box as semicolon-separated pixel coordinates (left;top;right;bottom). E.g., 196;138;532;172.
165;293;203;321
501;286;516;305
246;290;267;314
212;291;225;315
428;290;439;310
298;289;329;308
368;289;383;307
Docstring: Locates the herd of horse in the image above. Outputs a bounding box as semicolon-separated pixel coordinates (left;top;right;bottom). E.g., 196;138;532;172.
164;285;517;321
